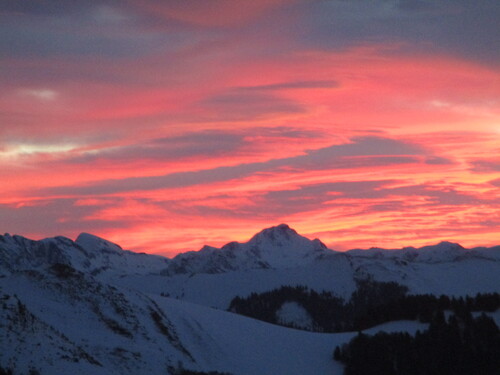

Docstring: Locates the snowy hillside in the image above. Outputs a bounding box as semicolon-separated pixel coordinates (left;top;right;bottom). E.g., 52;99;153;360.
0;224;499;374
0;267;196;374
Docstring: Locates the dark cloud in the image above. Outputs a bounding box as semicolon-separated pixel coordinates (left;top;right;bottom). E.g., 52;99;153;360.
0;15;165;60
425;156;454;165
489;179;500;187
257;180;396;215
65;127;325;164
390;185;481;206
299;0;500;66
268;181;483;209
39;136;434;196
41;160;269;196
68;130;246;164
236;80;339;91
0;0;105;16
0;198;127;237
0;0;186;60
287;136;423;170
247;126;325;139
469;160;500;173
200;91;305;121
396;0;438;12
2;0;498;66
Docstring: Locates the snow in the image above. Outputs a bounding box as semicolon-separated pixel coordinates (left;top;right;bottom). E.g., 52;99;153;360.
113;254;357;309
0;272;197;375
156;297;429;375
276;301;314;330
472;310;500;326
76;232;124;253
0;225;499;375
110;247;499;311
156;296;347;375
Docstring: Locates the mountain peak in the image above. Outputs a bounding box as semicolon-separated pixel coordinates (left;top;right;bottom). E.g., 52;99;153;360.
75;233;123;253
164;224;332;275
417;241;464;253
249;224;300;245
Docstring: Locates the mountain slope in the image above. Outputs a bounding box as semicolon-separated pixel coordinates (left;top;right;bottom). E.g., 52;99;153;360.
0;264;196;374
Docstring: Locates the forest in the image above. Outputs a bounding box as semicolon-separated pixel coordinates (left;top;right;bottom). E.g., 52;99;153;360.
228;281;500;333
334;311;500;375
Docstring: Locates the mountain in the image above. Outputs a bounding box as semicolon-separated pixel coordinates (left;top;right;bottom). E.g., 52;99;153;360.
0;232;169;278
163;224;330;275
347;241;500;263
0;225;499;374
110;226;500;309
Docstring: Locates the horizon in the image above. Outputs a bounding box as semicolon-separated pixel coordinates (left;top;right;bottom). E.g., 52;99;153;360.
1;1;499;256
2;223;496;258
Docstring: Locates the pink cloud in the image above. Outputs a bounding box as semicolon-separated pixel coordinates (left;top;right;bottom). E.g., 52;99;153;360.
1;2;499;254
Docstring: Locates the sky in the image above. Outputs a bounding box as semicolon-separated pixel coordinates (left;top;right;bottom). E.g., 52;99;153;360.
1;0;499;256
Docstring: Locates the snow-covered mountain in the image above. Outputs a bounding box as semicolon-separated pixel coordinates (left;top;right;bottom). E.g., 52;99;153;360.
0;224;499;374
109;225;500;308
0;232;169;277
347;240;500;263
163;224;330;275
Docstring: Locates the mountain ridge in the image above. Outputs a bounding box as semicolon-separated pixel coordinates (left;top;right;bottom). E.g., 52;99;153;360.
2;224;499;277
163;224;332;275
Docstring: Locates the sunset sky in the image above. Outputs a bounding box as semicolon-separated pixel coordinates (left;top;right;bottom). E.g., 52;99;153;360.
1;0;499;256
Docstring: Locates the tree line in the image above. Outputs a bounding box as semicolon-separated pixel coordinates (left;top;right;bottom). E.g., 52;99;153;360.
228;281;500;333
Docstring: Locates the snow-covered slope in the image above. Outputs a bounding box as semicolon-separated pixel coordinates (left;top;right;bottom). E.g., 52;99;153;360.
0;267;196;374
114;252;500;310
117;253;358;308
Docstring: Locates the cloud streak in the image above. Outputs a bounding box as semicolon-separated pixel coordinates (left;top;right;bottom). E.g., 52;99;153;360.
36;136;434;196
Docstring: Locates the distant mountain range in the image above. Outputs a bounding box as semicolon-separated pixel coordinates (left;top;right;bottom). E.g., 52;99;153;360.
1;224;499;374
